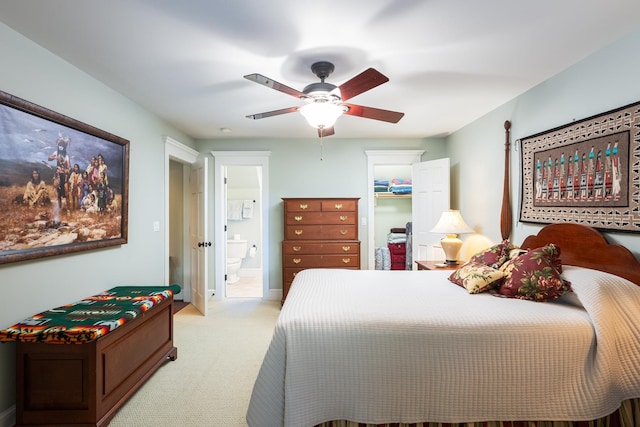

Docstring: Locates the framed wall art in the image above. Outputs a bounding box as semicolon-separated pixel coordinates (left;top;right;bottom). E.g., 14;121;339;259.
519;101;640;233
0;90;129;264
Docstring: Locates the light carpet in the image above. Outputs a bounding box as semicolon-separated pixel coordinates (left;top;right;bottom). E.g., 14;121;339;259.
109;299;281;426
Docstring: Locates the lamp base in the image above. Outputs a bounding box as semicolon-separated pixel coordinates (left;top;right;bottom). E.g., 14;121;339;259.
440;235;463;266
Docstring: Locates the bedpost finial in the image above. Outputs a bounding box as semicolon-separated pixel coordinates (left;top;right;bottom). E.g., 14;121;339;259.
504;120;511;131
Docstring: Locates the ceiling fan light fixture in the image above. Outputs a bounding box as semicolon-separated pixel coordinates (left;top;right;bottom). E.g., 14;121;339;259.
244;61;403;136
299;102;345;129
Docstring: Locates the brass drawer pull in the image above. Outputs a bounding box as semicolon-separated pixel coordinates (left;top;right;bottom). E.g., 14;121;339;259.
293;246;301;252
299;203;308;210
342;258;351;264
334;203;343;210
293;258;301;264
342;246;351;251
340;230;348;235
294;215;303;221
340;215;347;221
295;230;303;235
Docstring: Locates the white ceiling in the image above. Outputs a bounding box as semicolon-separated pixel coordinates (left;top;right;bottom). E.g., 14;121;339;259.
1;0;640;140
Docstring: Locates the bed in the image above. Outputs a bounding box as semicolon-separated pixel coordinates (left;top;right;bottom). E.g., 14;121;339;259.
0;285;179;427
247;224;640;427
246;122;640;427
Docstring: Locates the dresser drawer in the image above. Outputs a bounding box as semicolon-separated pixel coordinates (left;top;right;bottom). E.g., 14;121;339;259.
283;241;359;255
285;211;357;225
285;225;357;240
320;199;357;212
284;266;360;284
283;268;305;285
283;199;322;212
283;254;359;268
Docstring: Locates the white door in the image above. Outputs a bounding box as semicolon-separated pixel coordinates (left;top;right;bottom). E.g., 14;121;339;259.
412;158;450;266
190;156;209;315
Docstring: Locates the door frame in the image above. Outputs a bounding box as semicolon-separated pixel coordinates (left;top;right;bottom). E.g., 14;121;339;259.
164;137;199;301
365;150;424;270
210;151;272;300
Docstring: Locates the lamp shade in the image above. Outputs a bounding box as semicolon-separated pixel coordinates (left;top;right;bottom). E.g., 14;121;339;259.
430;210;473;235
299;102;345;129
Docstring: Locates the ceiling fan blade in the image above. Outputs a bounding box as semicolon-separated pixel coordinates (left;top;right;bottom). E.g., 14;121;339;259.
246;106;299;120
244;73;307;99
343;104;404;123
339;68;389;101
318;127;335;138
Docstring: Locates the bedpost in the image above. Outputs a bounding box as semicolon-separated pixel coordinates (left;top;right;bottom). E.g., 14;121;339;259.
500;120;512;240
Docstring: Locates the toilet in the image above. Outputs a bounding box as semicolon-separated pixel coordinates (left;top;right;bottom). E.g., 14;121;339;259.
226;238;248;284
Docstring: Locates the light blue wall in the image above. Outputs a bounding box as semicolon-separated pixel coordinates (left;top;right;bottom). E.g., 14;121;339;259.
198;138;447;293
448;28;640;257
0;22;195;417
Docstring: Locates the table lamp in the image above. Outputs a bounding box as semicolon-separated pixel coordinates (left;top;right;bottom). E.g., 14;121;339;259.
430;210;474;265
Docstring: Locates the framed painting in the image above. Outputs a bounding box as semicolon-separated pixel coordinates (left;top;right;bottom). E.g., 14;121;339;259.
519;101;640;232
0;90;129;264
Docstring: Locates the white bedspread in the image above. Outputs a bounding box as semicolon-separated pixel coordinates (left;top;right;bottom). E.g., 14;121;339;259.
246;267;640;427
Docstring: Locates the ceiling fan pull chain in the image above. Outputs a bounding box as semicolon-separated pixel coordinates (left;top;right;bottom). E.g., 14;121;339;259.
319;136;324;161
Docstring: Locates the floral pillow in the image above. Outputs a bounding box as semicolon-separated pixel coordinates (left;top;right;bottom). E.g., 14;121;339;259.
468;239;513;269
497;244;571;301
449;262;505;294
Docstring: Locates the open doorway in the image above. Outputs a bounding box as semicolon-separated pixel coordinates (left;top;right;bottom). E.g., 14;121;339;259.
211;151;271;301
225;166;263;298
366;150;424;270
165;137;199;303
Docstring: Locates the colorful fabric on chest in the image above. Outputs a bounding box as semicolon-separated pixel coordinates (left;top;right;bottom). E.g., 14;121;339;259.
0;285;180;344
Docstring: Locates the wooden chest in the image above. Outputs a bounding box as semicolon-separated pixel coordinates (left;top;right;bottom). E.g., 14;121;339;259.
281;198;360;304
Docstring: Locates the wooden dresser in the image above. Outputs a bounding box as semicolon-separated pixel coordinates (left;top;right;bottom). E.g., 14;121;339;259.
281;197;360;304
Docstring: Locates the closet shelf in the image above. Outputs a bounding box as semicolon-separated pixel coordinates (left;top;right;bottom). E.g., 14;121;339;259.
374;193;412;199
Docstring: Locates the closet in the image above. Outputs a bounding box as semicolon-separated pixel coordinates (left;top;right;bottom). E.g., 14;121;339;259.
366;150;450;270
366;150;423;270
373;164;413;270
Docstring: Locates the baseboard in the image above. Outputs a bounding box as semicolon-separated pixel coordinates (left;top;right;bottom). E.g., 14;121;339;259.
0;405;15;427
266;288;282;302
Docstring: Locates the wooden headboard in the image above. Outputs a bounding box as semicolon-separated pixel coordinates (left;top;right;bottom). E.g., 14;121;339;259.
499;121;640;286
520;223;640;286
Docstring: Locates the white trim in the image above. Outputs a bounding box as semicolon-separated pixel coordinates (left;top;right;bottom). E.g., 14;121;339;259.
365;150;424;270
164;136;198;301
266;288;282;302
166;136;198;163
210;151;272;300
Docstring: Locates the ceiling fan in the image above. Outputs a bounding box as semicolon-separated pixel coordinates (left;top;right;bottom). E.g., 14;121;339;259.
244;61;404;137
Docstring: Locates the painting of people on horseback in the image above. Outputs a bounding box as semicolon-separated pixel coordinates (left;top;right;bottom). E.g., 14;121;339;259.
0;90;129;264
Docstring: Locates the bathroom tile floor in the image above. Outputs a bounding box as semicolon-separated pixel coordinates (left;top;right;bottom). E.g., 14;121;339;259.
226;275;262;298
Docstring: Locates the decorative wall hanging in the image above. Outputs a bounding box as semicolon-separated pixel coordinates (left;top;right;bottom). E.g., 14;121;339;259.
519;101;639;233
0;90;129;264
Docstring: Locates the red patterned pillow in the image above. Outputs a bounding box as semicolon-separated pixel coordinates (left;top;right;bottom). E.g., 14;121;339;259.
497;244;571;301
469;239;513;269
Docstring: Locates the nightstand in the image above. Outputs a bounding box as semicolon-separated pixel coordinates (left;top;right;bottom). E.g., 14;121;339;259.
415;260;460;271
